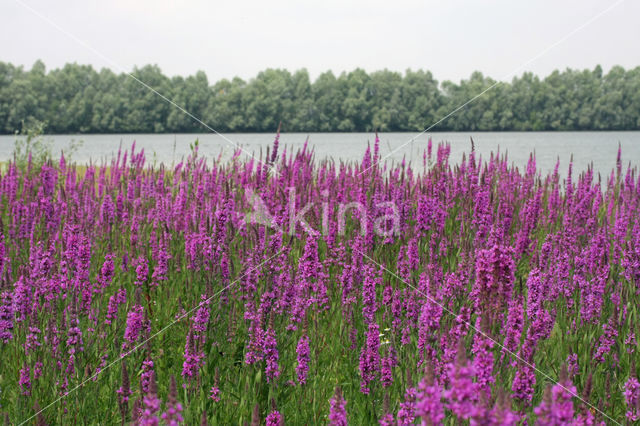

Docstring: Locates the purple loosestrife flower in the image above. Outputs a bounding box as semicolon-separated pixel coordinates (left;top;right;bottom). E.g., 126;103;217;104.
151;247;170;288
472;243;515;317
566;353;579;378
471;325;494;400
122;304;145;353
397;386;418;425
134;256;149;287
534;370;577;426
359;322;381;394
209;386;220;402
512;361;536;406
161;376;184;426
441;308;471;366
0;235;6;277
24;326;42;355
245;317;264;365
328;387;348;426
416;195;438;237
416;369;444;425
13;275;31;322
182;331;203;384
297;234;325;305
625;376;640;422
379;413;394;426
33;360;43;380
192;295;211;337
265;410;283;426
340;264;356;306
141;358;155;394
444;348;477;420
501;297;524;364
625;331;637;354
0;291;14;343
525;268;546;319
264;327;280;383
518;306;554;362
98;254;116;289
594;317;618;363
544;367;577;424
270;131;280;163
361;264;380;325
105;287;127;325
139;372;161;426
296;334;310;385
622;221;640;286
381;354;393;388
19;362;31;396
436;142;451;165
66;310;84;355
418;297;443;366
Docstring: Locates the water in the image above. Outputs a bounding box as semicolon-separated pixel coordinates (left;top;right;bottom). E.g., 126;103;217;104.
1;131;639;179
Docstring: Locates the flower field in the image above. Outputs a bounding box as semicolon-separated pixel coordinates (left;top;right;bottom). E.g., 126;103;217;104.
0;136;639;425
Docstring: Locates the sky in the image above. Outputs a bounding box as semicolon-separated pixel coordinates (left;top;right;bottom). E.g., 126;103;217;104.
1;0;639;84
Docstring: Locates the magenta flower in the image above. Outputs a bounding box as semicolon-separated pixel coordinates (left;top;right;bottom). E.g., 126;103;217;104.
359;322;380;394
141;358;155;394
105;287;127;325
534;375;576;426
66;311;84;355
182;331;203;383
471;323;494;400
296;334;310;385
624;376;640;422
328;387;347;426
416;374;444;425
473;243;515;316
139;371;161;426
266;410;283;426
264;327;280;383
397;386;417;425
444;353;477;420
134;255;149;287
0;291;14;343
594;317;618;363
381;355;393;388
122;304;145;353
209;386;220;402
512;362;536;406
19;362;31;396
161;376;184;426
192;295;211;335
378;412;394;426
98;254;116;289
361;264;380;325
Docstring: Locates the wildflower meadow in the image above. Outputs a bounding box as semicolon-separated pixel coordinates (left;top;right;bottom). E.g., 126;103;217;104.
0;134;639;425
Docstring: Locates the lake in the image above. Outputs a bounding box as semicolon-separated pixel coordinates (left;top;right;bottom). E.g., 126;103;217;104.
1;131;639;179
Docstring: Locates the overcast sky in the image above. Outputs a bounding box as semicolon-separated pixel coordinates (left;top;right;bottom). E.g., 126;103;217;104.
2;0;639;84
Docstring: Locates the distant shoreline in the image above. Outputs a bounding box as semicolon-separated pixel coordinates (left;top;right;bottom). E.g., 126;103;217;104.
4;129;640;137
2;61;639;134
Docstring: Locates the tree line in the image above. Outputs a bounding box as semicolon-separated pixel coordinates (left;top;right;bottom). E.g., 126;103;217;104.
1;60;639;134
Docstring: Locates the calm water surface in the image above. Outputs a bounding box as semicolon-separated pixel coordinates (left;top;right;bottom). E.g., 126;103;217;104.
1;131;639;179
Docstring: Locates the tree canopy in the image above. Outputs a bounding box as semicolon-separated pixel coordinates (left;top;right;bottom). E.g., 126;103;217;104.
1;61;639;133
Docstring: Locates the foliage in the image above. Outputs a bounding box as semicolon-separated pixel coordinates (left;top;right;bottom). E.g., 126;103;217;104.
12;120;52;170
1;61;639;133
